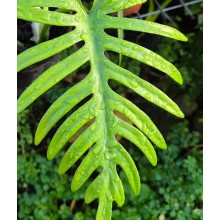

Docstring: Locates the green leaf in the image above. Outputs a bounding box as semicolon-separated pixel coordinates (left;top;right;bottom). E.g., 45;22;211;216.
17;6;78;26
103;35;184;84
35;75;92;144
47;98;96;160
17;0;187;219
17;30;82;72
18;46;89;113
103;15;188;42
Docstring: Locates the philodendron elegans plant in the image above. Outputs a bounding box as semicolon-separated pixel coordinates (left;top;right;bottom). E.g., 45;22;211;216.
17;0;188;219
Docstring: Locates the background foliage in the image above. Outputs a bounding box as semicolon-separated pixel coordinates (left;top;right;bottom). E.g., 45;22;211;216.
17;1;203;219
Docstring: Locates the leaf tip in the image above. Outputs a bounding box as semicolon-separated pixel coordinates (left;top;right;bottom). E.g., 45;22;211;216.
152;160;157;167
34;133;41;145
181;34;188;42
47;151;54;161
134;187;140;196
71;181;78;192
17;102;26;114
176;74;183;85
34;123;46;145
58;156;69;175
170;66;183;85
17;108;22;114
160;141;167;150
178;111;185;119
58;166;65;175
175;29;188;42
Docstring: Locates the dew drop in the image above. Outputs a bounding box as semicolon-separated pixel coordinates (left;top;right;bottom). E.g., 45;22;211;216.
123;107;129;116
80;33;88;41
74;16;81;22
109;152;117;160
99;102;105;110
121;48;127;54
130;80;138;88
83;47;88;53
110;117;118;128
74;29;80;34
131;54;137;59
133;45;138;50
105;151;110;160
106;191;113;202
145;92;152;101
149;126;157;136
93;145;101;155
142;123;149;135
35;85;40;90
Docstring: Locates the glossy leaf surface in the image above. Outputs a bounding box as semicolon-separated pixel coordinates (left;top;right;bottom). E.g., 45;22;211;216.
17;0;187;219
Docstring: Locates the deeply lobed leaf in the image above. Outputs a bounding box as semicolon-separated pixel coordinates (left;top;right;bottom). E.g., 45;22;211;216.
17;0;187;219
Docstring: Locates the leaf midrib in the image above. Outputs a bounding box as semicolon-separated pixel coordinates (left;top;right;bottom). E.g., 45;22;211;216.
84;13;114;168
